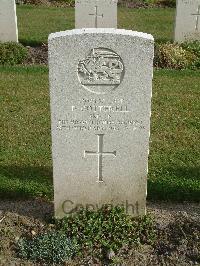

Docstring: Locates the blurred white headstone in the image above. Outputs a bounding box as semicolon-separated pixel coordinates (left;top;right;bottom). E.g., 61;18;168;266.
175;0;200;42
75;0;118;28
0;0;18;42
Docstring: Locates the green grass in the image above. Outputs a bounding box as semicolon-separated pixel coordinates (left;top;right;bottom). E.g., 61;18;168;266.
0;66;199;201
119;7;175;42
149;70;200;201
17;5;175;45
0;66;52;198
17;5;74;46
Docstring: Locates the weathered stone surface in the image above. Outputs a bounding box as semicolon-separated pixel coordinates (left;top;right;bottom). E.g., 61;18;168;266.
0;0;18;42
48;29;154;218
75;0;118;28
175;0;200;42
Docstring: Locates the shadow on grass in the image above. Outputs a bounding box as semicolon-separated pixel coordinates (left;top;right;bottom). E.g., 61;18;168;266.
168;166;200;180
148;166;200;202
19;39;45;47
0;165;199;202
0;165;53;199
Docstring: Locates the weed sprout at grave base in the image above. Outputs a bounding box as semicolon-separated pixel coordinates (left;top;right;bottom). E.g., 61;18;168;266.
55;207;156;258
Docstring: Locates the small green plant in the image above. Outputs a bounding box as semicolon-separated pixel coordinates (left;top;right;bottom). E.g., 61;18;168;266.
17;207;155;263
56;207;156;258
181;41;200;69
0;42;27;65
154;42;197;69
18;231;78;264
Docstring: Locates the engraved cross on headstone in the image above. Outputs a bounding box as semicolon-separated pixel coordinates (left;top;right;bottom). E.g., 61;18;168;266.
89;6;103;28
191;5;200;31
84;134;116;182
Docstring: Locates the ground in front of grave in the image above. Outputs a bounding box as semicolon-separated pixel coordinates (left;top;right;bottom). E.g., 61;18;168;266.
0;199;199;266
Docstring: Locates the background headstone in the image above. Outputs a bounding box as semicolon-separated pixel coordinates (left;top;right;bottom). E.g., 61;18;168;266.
0;0;18;42
175;0;200;42
75;0;118;28
48;29;154;218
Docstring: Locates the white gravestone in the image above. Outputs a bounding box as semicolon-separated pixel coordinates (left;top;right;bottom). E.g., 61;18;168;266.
48;29;154;218
175;0;200;42
75;0;118;28
0;0;18;42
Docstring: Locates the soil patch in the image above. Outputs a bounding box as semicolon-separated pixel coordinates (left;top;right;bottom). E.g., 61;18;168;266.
0;199;199;265
23;44;48;65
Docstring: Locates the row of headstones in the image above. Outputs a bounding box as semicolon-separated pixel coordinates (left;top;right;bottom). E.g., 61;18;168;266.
0;0;200;43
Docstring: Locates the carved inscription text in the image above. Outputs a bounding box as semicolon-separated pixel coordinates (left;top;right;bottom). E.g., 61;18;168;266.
57;98;145;132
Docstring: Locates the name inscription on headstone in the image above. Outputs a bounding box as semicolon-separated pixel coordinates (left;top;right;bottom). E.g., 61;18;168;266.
57;98;144;132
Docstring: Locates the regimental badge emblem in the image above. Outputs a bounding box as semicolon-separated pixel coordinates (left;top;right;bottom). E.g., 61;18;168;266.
78;48;125;94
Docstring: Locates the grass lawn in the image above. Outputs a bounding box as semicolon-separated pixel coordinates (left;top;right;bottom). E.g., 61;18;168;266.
0;66;52;198
0;66;199;201
17;5;175;45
